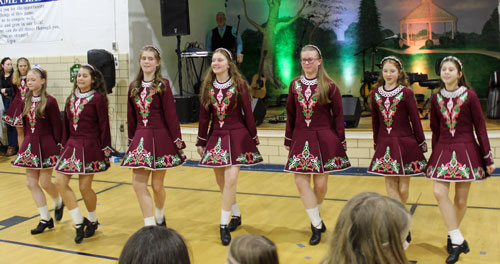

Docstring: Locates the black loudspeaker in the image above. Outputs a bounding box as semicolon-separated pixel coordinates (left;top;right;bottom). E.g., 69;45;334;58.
160;0;190;36
87;49;116;94
174;95;199;123
342;96;361;128
487;71;500;119
252;99;266;126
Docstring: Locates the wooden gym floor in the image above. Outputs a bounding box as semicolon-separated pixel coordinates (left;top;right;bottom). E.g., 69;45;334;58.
0;159;499;263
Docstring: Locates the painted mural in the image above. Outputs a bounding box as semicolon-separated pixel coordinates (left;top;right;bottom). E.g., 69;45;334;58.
225;0;499;100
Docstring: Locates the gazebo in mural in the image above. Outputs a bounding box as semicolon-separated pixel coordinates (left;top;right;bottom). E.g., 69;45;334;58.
400;0;458;46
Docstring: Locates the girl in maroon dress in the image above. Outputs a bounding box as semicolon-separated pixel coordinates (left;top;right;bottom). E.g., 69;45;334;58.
121;45;186;227
284;45;350;245
196;48;262;245
426;56;495;263
54;64;111;243
368;56;427;245
3;57;31;150
12;66;64;234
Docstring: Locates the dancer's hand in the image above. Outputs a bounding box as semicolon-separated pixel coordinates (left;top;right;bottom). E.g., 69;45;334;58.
486;164;495;175
197;146;205;157
285;146;290;151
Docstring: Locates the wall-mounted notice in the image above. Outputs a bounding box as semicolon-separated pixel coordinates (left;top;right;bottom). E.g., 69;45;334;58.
0;0;62;45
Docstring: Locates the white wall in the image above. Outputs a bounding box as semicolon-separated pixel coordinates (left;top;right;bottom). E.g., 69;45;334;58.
128;0;225;94
0;0;129;57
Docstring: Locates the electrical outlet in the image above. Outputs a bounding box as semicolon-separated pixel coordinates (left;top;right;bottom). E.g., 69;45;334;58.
120;124;124;132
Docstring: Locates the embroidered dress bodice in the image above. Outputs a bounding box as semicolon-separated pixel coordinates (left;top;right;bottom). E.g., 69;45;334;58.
19;76;28;100
70;89;95;131
211;78;235;128
436;86;468;137
375;85;404;134
134;81;158;127
295;76;319;127
27;96;41;133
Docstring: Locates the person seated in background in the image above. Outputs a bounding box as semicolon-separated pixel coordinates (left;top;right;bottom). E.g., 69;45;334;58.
206;12;243;63
226;234;279;264
119;226;191;264
321;192;411;264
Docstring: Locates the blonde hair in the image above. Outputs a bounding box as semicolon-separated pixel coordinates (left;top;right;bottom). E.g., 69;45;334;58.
12;57;31;86
373;56;410;89
321;192;410;264
199;48;248;110
300;45;336;105
23;68;48;118
229;235;279;264
130;46;166;97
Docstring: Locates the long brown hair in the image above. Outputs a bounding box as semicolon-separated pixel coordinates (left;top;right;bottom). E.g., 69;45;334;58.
23;68;48;118
0;57;13;77
321;192;410;264
300;45;336;105
374;56;410;89
65;65;108;107
12;57;31;86
229;235;279;264
439;56;469;89
199;48;247;109
130;46;167;97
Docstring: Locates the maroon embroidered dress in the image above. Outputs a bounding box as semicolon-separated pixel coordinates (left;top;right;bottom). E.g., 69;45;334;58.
12;96;62;169
2;76;28;127
121;79;186;170
196;79;263;167
368;86;427;176
284;76;350;174
55;89;112;175
426;86;493;182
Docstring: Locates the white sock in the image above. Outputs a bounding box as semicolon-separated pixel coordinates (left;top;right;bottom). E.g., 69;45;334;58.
220;209;231;225
87;210;97;223
155;207;165;224
448;229;465;245
144;216;156;226
306;207;322;228
231;203;241;217
52;195;63;209
68;207;83;226
38;206;51;221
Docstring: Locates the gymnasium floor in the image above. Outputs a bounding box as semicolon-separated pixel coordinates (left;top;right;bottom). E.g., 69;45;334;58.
0;158;499;263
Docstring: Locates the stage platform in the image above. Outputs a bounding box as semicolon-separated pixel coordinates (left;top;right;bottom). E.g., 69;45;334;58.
179;106;500;168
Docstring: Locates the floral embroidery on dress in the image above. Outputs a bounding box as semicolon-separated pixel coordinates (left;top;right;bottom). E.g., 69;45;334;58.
69;90;95;131
84;161;108;173
287;141;321;172
57;148;83;172
122;137;154;167
295;78;319;127
324;156;350;170
235;152;263;164
201;137;230;165
375;88;404;134
13;144;40;167
436;151;470;179
210;82;235;128
436;90;468;137
155;154;183;168
403;160;427;174
134;82;159;127
371;146;400;173
2;114;23;126
42;155;59;168
28;97;41;133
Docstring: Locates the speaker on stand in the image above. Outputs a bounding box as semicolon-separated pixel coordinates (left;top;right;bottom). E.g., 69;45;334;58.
487;71;500;119
342;96;361;128
87;49;116;93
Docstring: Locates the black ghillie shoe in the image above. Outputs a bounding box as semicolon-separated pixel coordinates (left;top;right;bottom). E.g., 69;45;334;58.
446;240;470;264
220;225;231;246
30;218;54;235
228;215;241;232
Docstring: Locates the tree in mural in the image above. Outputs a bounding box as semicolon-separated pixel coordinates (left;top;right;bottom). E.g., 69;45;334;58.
306;0;344;43
356;0;382;49
242;0;308;88
481;7;499;50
